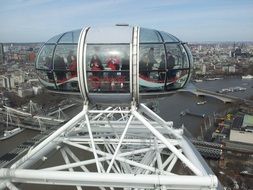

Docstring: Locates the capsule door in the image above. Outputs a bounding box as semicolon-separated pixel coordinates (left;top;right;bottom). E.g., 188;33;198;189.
77;27;133;105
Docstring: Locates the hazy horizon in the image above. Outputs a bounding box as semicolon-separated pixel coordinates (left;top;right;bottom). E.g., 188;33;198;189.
1;0;253;43
2;40;253;44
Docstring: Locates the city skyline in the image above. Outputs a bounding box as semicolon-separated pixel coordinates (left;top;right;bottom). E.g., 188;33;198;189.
0;0;253;43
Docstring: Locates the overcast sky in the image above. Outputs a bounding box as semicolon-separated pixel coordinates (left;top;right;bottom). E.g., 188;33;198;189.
1;0;253;42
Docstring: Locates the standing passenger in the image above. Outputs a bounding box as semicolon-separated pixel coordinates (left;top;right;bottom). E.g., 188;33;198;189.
90;54;103;77
69;55;77;77
166;51;176;80
140;47;157;78
106;55;120;78
54;55;67;82
158;53;166;80
147;47;157;69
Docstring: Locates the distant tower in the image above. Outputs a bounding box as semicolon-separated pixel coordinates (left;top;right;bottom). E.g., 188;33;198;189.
0;43;4;65
229;50;233;57
202;64;206;74
216;44;220;50
198;45;202;51
231;42;237;58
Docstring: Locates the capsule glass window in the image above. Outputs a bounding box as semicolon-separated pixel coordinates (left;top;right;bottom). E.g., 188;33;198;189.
140;28;162;43
183;44;193;68
58;30;81;44
159;31;179;42
54;45;77;70
86;44;130;93
46;33;63;44
52;45;78;91
139;44;166;92
36;45;55;70
37;70;57;90
165;43;190;90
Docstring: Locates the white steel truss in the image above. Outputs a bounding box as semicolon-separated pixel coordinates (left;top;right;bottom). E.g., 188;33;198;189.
0;103;219;190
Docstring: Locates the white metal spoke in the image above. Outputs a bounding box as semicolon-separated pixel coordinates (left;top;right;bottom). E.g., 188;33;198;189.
85;113;101;173
0;104;219;189
64;147;89;172
167;154;179;172
144;154;157;175
88;110;130;114
64;140;173;175
0;169;218;189
103;142;122;173
63;137;178;145
154;138;163;173
6;181;19;190
134;151;155;175
42;156;108;171
90;107;112;121
107;115;134;173
60;149;82;190
162;153;174;170
93;146;115;190
105;117;120;139
63;149;107;190
95;144;120;174
133;109;203;176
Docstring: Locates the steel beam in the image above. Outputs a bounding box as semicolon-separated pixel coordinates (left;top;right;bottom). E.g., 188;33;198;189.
0;169;218;189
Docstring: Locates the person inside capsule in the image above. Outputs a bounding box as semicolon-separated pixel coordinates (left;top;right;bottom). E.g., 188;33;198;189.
166;51;176;79
106;54;120;78
139;47;158;78
90;54;103;77
45;57;54;82
158;53;166;80
54;55;67;83
69;55;77;78
89;49;104;91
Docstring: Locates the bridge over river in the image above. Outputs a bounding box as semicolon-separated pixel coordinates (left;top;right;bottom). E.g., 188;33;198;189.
180;87;253;104
0;103;76;132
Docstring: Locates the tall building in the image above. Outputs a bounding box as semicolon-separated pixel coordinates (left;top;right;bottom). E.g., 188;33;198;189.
0;43;4;65
0;75;15;89
202;63;206;74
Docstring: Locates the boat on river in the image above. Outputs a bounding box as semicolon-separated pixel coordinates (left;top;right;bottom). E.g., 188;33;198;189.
196;101;207;105
193;79;203;83
0;127;24;140
242;75;253;79
233;86;246;92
